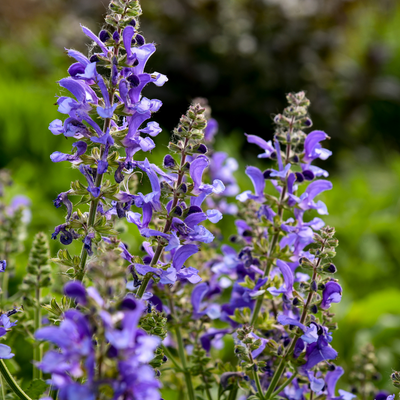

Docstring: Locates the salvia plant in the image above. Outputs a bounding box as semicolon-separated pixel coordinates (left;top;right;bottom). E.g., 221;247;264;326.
0;1;398;400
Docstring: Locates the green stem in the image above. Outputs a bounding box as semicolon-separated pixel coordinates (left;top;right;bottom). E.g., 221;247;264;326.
49;387;58;400
33;287;42;379
227;387;238;400
253;370;264;400
202;371;213;400
0;360;32;400
167;289;195;400
271;372;297;397
0;373;6;400
174;326;195;400
1;271;9;306
248;352;264;400
162;344;183;372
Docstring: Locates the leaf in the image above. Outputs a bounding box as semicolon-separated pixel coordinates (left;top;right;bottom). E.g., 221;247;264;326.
24;379;48;399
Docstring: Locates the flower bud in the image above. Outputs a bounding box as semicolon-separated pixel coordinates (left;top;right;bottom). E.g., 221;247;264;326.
311;280;318;292
310;304;318;314
303;170;315;181
194;144;208;154
323;263;337;274
99;30;111;42
263;169;272;179
163;154;176;169
136;34;145;46
113;31;120;42
295;172;304;182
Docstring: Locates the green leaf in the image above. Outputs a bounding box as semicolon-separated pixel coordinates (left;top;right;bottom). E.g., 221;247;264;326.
24;379;48;399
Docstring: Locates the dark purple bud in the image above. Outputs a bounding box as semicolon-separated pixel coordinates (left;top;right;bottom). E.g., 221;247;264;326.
121;295;138;310
143;255;152;264
112;31;120;42
242;230;252;237
270;151;277;159
136;34;145;46
292;155;299;163
303;118;313;127
187;205;202;216
311;280;317;292
303;170;315;181
172;206;183;217
132;58;139;67
107;345;118;358
292;297;300;306
229;235;238;243
295;172;304;183
60;230;73;245
283;337;291;347
178;183;187;193
156;369;161;377
310;304;318;314
263;169;272;179
324;263;337;274
64;281;87;304
195;144;208;154
147;303;152;314
163;154;176;168
129;19;137;27
162;355;168;362
90;55;99;63
318;283;326;290
99;30;111;42
127;74;140;87
328;364;336;371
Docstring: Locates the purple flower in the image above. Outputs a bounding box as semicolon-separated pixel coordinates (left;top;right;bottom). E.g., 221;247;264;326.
0;261;6;272
236;166;265;202
245;133;275;158
268;259;294;298
289;180;333;215
79;165;101;198
53;192;73;220
303;130;332;163
64;281;87;305
321;281;342;309
204;118;218;142
190;155;209;195
0;344;14;359
307;371;325;393
303;334;338;370
81;25;109;56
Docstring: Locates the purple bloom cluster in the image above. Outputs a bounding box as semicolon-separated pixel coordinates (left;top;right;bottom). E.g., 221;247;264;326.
36;282;161;400
22;2;366;400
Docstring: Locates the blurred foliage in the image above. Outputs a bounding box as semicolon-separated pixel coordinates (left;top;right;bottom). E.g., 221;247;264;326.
1;0;400;395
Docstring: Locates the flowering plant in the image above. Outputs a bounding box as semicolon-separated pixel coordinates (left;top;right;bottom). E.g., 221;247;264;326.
0;1;397;400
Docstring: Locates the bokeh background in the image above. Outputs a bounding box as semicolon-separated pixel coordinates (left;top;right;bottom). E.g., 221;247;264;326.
1;0;400;394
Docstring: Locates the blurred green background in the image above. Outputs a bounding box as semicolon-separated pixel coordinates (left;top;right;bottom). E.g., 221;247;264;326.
1;0;400;394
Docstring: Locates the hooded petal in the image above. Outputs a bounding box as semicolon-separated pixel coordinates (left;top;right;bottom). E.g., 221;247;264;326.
172;244;199;271
321;281;342;309
190;155;209;194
